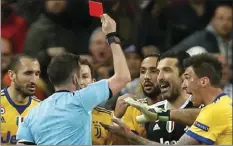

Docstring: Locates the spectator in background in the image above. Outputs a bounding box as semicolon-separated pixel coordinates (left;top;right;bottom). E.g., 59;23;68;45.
172;3;232;67
214;54;232;98
1;0;28;54
23;0;100;94
120;45;143;99
88;27;114;80
141;45;160;57
137;0;215;51
1;38;13;77
89;27;113;67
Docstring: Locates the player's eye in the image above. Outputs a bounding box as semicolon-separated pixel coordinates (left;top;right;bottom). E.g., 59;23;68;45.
24;71;33;75
140;69;146;74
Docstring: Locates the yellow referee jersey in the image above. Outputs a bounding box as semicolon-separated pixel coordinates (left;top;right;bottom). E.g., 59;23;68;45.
92;106;113;145
1;88;40;145
186;93;232;145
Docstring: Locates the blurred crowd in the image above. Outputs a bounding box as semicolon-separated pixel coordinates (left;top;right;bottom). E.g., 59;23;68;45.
1;0;232;109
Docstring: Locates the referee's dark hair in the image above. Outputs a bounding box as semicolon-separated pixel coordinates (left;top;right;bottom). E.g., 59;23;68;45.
158;51;190;76
183;53;223;88
8;53;38;72
47;53;80;86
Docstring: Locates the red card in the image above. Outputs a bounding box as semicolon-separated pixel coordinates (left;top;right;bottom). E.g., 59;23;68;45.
89;1;103;17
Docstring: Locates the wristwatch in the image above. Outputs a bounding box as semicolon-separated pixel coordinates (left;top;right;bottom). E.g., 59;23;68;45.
106;32;121;45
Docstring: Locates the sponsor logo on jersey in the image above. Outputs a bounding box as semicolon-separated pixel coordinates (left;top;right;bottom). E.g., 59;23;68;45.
1;116;6;123
194;121;209;132
1;131;17;144
1;107;5;114
160;138;177;145
153;123;160;131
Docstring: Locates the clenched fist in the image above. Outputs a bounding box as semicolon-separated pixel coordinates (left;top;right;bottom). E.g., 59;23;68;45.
100;14;116;35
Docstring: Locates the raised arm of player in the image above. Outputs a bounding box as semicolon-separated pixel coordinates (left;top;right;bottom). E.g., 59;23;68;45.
170;108;201;126
101;14;131;96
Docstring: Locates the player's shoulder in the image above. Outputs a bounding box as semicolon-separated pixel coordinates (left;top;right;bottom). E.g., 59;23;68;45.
1;88;6;96
202;97;232;115
31;96;41;103
93;106;113;116
1;89;8;103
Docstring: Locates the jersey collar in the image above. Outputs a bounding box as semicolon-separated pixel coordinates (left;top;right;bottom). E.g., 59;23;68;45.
4;88;32;115
213;93;226;103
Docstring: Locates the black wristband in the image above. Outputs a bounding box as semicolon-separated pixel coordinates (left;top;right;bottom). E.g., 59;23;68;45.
106;33;121;45
106;32;118;38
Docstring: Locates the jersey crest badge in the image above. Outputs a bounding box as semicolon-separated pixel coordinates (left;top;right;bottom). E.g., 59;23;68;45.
166;121;175;133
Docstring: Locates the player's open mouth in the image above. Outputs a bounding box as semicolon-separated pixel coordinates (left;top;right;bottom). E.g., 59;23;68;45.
160;83;170;93
144;82;153;90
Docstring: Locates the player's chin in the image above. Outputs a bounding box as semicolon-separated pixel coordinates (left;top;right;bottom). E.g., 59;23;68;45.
25;90;36;96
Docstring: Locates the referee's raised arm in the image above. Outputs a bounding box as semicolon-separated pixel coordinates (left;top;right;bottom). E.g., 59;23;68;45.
101;14;131;96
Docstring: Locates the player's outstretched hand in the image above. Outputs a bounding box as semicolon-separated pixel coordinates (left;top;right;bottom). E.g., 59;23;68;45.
100;118;134;138
124;97;170;123
125;98;158;123
114;94;135;118
100;14;116;35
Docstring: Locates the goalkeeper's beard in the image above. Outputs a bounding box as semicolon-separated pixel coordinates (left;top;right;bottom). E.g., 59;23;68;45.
142;85;161;100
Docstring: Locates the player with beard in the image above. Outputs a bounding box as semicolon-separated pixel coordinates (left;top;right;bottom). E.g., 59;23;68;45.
101;51;195;145
1;54;41;145
112;53;161;144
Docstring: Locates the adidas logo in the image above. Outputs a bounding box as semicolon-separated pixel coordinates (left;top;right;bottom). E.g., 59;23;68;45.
153;123;160;131
1;116;6;123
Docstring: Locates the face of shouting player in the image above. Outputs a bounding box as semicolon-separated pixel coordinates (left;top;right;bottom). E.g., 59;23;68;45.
139;57;160;98
157;58;183;101
183;66;203;106
9;57;41;97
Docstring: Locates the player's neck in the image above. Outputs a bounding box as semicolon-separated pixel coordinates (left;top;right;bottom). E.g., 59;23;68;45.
7;86;29;105
54;84;75;92
147;95;161;105
203;87;223;105
167;91;188;110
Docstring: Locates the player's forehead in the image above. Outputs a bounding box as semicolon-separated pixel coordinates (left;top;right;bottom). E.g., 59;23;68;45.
157;58;178;70
17;57;40;72
141;57;158;69
80;65;91;74
184;66;195;76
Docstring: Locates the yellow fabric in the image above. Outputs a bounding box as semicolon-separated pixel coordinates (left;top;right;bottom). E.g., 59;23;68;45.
188;95;232;145
122;98;147;137
1;89;40;145
92;106;113;145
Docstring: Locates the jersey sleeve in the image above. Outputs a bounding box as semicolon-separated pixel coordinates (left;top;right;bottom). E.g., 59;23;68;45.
186;105;228;145
74;79;110;112
16;113;35;143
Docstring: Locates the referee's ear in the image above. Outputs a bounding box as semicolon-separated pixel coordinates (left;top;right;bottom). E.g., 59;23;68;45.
92;78;96;83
